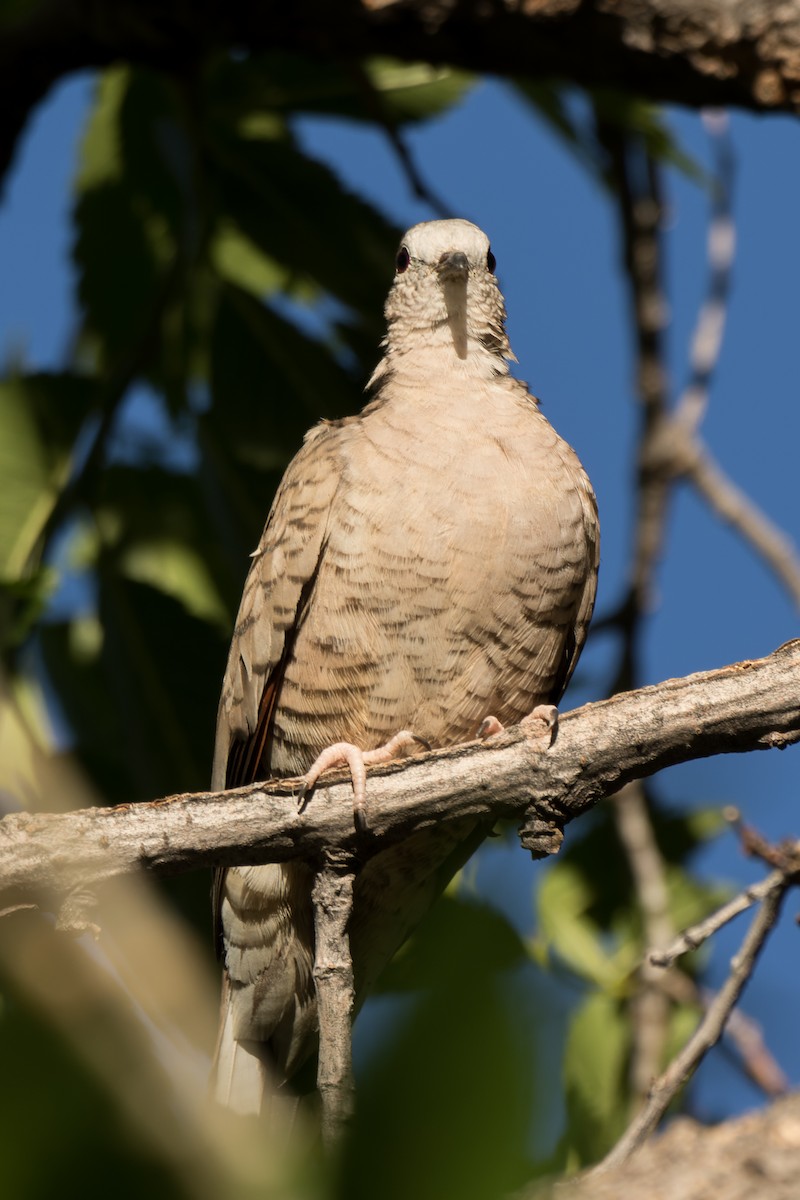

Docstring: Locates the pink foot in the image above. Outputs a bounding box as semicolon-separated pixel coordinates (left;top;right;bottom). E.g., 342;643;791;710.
297;730;430;832
478;704;559;745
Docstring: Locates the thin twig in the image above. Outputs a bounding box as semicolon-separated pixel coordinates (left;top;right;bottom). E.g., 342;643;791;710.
685;440;800;608
598;117;676;1102
675;110;736;434
594;881;789;1172
709;991;790;1097
657;967;789;1098
347;62;452;218
312;857;357;1146
649;868;788;967
613;782;676;1104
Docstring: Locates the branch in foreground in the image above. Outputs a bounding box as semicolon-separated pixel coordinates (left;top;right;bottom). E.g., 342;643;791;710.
0;641;798;914
3;0;800;193
556;1093;800;1200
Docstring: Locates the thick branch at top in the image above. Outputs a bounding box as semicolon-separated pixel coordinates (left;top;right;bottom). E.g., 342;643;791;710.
2;0;800;189
0;640;798;913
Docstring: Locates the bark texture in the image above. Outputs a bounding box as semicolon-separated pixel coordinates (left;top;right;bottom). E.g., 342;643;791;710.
558;1094;800;1200
2;0;800;190
0;640;798;919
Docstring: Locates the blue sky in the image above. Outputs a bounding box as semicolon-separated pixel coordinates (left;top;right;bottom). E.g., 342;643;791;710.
2;69;799;1135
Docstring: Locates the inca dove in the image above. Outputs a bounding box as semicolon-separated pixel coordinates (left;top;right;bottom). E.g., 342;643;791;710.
211;218;599;1113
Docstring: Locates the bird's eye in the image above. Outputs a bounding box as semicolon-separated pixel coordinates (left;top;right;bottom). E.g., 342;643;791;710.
487;248;496;273
395;246;410;273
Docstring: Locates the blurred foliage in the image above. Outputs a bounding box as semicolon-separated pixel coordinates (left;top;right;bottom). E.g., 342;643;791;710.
0;39;728;1200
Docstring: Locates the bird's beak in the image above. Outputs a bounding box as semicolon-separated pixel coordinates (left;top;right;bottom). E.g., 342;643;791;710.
436;250;469;280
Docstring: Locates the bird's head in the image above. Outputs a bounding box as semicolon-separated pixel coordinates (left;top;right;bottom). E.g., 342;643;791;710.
383;219;514;366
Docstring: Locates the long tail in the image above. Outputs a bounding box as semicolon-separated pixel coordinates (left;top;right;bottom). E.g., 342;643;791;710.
211;975;271;1115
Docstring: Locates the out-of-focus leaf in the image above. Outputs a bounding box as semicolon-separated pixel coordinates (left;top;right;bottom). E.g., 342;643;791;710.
592;88;707;184
514;81;705;188
74;69;127;193
514;81;598;173
0;987;187;1200
375;893;527;994
90;463;234;624
209;282;359;462
40;574;223;801
210;219;297;299
665;863;731;937
563;991;629;1164
554;800;726;932
205;125;396;324
536;862;634;990
0;373;95;579
120;539;228;629
342;905;533;1200
209;52;472;127
73;69;185;377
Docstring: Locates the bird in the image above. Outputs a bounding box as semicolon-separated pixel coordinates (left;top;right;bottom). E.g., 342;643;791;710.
210;218;599;1114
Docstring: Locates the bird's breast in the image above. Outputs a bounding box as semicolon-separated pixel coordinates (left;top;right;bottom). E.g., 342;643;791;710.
269;395;592;769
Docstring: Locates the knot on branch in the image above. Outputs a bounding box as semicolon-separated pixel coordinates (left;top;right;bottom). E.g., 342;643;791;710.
518;811;565;859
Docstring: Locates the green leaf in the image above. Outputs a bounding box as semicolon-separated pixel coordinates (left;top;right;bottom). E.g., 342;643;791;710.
592;89;707;184
209;51;473;127
208;282;359;459
40;575;223;801
205;125;396;322
513;81;706;188
375;893;527;994
536;862;633;990
74;69;128;193
210;219;295;299
0;373;95;579
563;991;629;1164
342;910;533;1199
665;863;731;945
73;69;187;375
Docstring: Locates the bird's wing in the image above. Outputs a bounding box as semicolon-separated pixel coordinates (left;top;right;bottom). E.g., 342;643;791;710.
550;479;600;704
211;420;345;948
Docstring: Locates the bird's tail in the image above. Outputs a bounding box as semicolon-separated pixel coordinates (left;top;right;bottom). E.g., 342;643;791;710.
211;976;271;1115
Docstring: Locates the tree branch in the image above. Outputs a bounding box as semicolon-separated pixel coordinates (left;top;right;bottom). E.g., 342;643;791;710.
3;0;800;191
312;857;357;1146
649;867;791;967
1;641;798;913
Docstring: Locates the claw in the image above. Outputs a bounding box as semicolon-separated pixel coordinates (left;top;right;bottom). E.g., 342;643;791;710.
296;730;428;832
478;705;559;745
521;704;559;745
478;715;504;739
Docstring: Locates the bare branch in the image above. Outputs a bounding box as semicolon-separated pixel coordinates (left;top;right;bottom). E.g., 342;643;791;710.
710;992;790;1098
599;126;675;1102
595;879;790;1173
650;868;790;967
312;857;357;1146
613;782;677;1104
346;60;452;219
675;111;737;435
1;641;798;911
685;440;800;609
656;967;789;1098
4;0;800;195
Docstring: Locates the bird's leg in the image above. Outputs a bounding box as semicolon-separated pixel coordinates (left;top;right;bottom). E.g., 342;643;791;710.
478;704;559;745
298;731;430;833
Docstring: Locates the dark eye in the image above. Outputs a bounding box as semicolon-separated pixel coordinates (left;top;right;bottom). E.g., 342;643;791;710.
395;246;410;273
487;248;496;273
